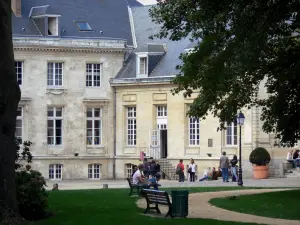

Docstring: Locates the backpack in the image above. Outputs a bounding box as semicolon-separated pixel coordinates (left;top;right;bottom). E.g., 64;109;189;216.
176;164;182;174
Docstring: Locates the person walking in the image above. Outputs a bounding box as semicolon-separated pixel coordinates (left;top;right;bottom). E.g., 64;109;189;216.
176;159;185;182
188;158;196;182
220;151;230;182
230;155;238;182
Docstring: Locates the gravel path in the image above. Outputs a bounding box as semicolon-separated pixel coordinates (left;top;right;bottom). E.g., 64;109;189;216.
136;188;300;225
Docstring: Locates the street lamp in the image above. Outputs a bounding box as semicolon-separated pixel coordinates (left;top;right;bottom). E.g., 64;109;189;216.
236;111;245;186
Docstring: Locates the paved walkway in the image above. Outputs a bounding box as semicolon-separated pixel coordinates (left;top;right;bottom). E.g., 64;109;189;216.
45;178;300;190
136;188;300;225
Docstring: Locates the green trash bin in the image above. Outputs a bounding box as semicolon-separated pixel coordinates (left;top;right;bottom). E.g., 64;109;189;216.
171;190;189;218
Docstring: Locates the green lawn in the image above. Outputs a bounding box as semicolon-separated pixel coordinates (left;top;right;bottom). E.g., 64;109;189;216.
210;189;300;220
36;187;266;225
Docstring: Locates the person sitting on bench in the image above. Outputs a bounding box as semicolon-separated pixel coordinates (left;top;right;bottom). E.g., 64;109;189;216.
199;167;215;181
287;150;295;168
294;150;300;169
132;164;149;188
148;174;159;190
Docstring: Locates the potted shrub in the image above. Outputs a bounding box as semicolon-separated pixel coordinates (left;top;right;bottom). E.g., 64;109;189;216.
249;147;271;179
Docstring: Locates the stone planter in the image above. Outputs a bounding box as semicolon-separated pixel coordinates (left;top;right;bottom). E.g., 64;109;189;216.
252;165;269;179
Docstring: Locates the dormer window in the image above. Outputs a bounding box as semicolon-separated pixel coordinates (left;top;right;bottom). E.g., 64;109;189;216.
139;57;147;75
136;53;149;78
48;17;58;36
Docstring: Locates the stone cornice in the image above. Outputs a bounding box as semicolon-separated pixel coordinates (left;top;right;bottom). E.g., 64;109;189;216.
13;36;126;53
110;76;175;86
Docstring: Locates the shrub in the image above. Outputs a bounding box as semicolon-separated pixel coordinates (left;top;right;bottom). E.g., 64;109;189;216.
16;169;48;220
249;147;271;166
15;139;49;221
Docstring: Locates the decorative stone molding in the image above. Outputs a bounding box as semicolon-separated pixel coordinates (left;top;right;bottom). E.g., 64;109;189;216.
46;88;67;95
13;36;126;53
82;98;110;103
110;76;175;86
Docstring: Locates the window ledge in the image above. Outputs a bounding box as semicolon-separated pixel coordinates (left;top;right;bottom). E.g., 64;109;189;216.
86;86;101;88
46;87;67;95
186;146;200;148
47;145;64;148
223;146;238;148
87;145;105;149
136;74;148;78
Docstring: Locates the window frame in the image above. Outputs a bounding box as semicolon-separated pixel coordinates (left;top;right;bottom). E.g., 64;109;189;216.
47;106;63;146
125;163;134;178
126;106;137;146
86;63;101;87
88;164;101;180
74;21;93;31
16;106;23;143
188;116;200;146
225;121;238;146
15;61;23;86
47;17;59;36
49;164;63;180
86;108;102;146
47;62;63;87
156;105;168;130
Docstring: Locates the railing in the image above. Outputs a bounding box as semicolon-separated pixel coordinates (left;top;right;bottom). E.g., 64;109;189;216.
148;147;160;160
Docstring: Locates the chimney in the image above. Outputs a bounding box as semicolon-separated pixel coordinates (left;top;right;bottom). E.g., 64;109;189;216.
11;0;22;17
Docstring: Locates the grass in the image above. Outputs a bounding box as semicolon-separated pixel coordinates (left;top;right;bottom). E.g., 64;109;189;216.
35;187;267;225
210;189;300;220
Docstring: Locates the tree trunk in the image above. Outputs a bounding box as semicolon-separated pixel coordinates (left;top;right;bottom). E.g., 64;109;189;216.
0;0;21;212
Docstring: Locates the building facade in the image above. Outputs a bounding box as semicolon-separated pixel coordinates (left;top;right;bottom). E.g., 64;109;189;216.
111;6;255;179
12;0;142;180
12;1;293;180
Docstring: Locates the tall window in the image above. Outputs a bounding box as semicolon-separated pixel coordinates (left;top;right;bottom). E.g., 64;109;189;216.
49;164;62;180
157;105;167;129
226;121;237;145
126;106;136;146
47;62;63;87
189;117;200;145
125;163;134;178
47;107;63;145
88;164;101;179
16;106;23;143
86;108;102;145
86;63;101;87
139;57;147;74
15;61;23;85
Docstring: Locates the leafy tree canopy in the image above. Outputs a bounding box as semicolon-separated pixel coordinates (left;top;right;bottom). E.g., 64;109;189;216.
149;0;300;144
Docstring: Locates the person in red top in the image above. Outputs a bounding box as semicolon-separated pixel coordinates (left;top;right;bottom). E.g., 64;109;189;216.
177;159;185;182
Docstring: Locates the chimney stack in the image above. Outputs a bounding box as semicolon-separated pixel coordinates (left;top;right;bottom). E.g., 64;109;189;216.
11;0;22;17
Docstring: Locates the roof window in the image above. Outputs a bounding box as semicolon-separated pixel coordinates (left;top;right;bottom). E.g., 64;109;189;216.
74;21;93;31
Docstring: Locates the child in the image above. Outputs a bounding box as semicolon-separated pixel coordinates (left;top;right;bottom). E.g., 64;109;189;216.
148;175;159;190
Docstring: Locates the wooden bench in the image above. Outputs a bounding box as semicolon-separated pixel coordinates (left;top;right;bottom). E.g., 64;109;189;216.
127;178;142;196
126;177;162;197
141;189;173;218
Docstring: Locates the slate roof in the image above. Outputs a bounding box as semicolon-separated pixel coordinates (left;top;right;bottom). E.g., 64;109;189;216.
12;0;143;45
116;5;191;78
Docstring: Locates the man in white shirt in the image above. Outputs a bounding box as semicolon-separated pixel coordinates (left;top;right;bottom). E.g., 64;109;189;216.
132;164;148;186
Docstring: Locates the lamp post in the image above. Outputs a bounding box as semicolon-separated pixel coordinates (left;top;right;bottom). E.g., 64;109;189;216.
236;111;245;187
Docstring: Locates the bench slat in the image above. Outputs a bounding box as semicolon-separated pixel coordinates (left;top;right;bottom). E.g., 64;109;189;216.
147;195;169;200
143;190;166;196
148;198;169;203
148;200;170;205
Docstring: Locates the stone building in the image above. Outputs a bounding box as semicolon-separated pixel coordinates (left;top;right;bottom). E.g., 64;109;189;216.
12;1;295;180
111;5;297;179
12;0;142;180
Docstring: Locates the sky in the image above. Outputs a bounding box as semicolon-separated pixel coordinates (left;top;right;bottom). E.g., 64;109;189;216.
137;0;157;5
